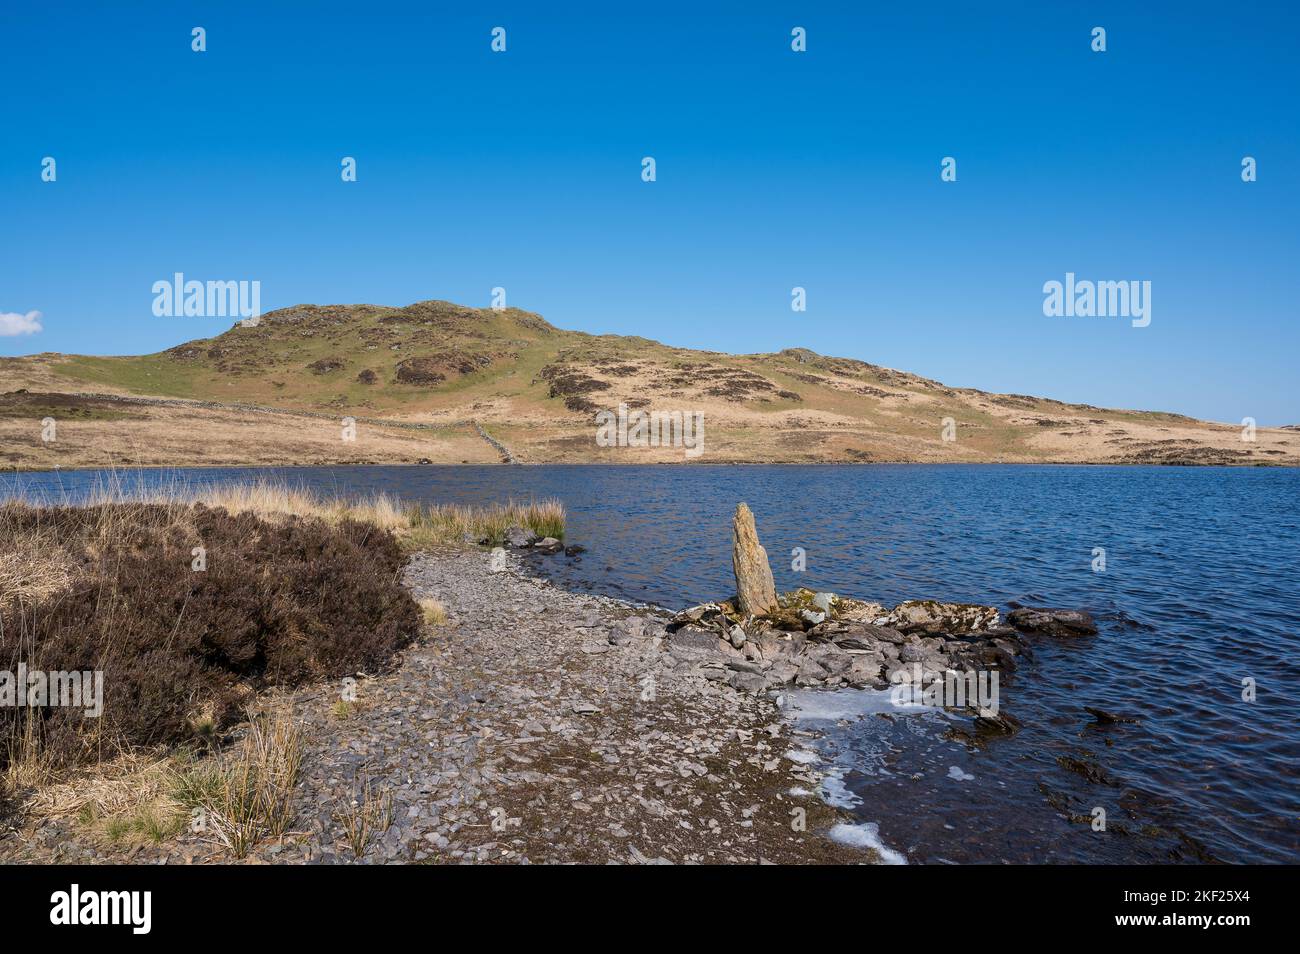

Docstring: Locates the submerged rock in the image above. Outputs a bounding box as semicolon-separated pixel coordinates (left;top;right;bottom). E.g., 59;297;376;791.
1007;607;1098;637
973;710;1022;736
1083;705;1140;725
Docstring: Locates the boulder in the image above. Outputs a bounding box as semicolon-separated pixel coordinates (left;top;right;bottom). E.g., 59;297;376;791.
728;671;767;694
533;536;563;554
806;619;897;648
665;625;732;661
765;661;799;687
803;643;852;678
752;630;806;661
835;596;888;623
878;600;999;635
1006;607;1098;637
846;655;886;688
504;525;539;548
796;657;828;686
608;616;654;646
731;503;778;616
727;624;747;649
836;633;882;652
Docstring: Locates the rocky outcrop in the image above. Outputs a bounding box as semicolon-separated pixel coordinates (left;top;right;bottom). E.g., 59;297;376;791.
731;503;778;616
878;600;999;635
665;588;1016;695
1006;606;1098;636
661;584;1099;706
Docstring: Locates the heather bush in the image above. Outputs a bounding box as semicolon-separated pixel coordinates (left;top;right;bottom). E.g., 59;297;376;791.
0;502;421;783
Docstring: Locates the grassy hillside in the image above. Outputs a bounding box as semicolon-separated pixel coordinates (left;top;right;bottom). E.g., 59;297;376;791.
3;299;1297;467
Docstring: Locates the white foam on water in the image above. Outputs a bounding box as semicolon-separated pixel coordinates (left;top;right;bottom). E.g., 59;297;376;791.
820;770;863;810
781;687;944;864
948;765;974;781
829;822;908;865
784;687;918;722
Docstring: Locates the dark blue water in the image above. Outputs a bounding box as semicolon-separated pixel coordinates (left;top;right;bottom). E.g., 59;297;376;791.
6;464;1298;864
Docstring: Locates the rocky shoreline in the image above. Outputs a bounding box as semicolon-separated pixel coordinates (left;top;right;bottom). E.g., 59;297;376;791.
0;546;872;865
523;504;1097;729
0;496;1106;865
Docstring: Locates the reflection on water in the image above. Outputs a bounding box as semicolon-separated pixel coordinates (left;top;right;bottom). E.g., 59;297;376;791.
7;464;1298;863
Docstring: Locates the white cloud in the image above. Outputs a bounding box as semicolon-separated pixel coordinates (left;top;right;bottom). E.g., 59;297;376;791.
0;310;43;336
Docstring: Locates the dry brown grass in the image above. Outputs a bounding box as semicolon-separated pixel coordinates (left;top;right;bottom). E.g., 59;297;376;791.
2;717;66;796
0;543;77;607
25;751;176;822
17;476;567;544
406;498;566;545
18;710;307;857
419;598;448;627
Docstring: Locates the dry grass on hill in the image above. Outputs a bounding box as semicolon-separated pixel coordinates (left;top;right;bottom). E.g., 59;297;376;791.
6;298;1297;467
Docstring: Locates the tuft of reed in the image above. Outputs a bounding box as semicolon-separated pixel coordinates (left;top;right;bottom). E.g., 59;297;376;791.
169;712;305;858
333;779;393;858
2;473;565;547
404;498;566;546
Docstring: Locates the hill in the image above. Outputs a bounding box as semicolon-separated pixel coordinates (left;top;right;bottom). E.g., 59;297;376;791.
2;299;1296;468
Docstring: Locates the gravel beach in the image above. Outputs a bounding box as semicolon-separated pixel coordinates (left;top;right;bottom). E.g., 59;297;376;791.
1;548;871;865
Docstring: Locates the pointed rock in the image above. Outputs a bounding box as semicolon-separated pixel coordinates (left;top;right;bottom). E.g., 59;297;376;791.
732;503;778;616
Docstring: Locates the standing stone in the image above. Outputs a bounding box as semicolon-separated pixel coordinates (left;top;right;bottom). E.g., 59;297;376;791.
732;503;778;616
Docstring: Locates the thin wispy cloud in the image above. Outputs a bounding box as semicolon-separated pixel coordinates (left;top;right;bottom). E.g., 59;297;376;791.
0;310;43;336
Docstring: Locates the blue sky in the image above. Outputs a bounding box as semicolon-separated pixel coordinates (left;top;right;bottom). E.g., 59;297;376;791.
3;1;1297;423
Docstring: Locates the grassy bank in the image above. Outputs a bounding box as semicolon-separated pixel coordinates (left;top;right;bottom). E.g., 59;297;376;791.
197;482;565;545
47;479;566;547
